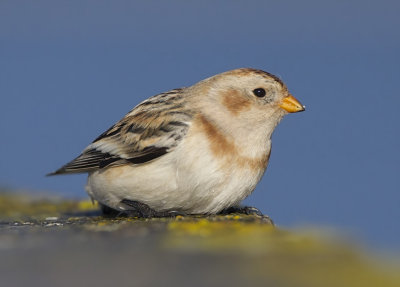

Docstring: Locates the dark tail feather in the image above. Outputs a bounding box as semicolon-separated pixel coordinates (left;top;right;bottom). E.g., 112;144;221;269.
46;165;95;176
46;151;104;176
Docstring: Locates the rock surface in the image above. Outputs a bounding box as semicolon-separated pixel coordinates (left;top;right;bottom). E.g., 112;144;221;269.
0;192;399;287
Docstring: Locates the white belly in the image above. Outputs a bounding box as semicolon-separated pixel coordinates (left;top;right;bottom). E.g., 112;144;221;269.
86;133;269;214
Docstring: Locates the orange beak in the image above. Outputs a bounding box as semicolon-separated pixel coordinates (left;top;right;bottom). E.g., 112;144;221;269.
279;95;305;113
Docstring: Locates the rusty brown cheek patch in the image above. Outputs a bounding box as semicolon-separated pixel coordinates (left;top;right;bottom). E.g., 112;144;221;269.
221;89;251;115
197;115;269;171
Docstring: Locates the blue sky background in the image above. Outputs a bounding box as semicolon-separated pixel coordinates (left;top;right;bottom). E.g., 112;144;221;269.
1;1;399;250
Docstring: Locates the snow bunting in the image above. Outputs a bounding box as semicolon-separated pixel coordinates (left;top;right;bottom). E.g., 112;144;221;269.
49;68;304;217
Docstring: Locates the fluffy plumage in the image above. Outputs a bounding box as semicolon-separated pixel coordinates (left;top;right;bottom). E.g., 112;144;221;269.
49;68;304;214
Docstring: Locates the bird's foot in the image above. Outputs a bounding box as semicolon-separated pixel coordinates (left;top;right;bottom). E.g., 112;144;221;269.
116;199;186;218
219;205;274;224
100;203;122;217
219;205;264;216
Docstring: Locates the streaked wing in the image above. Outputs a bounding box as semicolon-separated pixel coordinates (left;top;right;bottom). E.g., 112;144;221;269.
49;89;193;175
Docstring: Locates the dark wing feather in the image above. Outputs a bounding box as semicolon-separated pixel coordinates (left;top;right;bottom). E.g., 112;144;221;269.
47;149;114;175
48;89;192;175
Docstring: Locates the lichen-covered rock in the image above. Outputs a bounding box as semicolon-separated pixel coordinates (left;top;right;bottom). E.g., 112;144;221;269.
0;192;399;287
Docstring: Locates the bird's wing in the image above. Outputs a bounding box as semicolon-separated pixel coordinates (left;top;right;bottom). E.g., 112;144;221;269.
49;89;193;175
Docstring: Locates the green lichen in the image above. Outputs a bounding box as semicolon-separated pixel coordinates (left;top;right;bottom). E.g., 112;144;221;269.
0;192;399;287
164;219;400;287
0;192;98;220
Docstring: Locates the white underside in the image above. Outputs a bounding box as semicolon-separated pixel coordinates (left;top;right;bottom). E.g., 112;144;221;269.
86;130;270;214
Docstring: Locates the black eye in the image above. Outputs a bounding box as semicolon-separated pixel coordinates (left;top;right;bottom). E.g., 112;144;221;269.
253;88;266;97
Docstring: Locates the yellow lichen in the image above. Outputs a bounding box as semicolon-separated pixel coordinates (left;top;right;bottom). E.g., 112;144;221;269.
162;219;400;287
1;192;399;287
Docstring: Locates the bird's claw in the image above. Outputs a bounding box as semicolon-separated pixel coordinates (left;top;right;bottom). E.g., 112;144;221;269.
117;199;186;218
220;206;264;216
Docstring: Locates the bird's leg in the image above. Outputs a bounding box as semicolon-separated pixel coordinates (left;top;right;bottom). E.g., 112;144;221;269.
119;199;186;218
219;205;264;216
99;203;122;217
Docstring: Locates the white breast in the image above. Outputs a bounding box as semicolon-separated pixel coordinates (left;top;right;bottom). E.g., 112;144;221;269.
85;126;270;214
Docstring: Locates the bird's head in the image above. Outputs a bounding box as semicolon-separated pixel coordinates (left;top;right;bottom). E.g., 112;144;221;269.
193;68;304;139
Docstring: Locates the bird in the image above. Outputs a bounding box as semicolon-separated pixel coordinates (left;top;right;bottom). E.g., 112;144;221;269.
49;68;305;218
